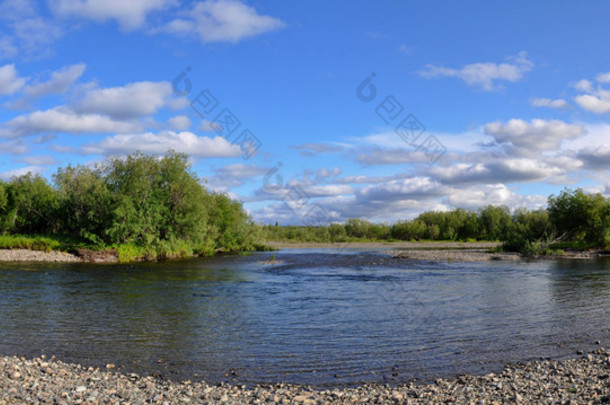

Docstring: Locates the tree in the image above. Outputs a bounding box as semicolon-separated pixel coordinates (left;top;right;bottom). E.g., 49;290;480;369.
548;188;610;245
478;205;511;241
7;174;59;234
54;165;114;245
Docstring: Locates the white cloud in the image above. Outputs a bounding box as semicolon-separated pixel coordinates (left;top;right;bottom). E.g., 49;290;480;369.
82;131;242;158
197;119;222;132
24;63;86;97
572;79;594;93
20;155;56;165
571;73;610;114
596;72;610;83
50;0;175;30
163;0;285;44
0;64;27;95
576;145;610;170
0;106;140;138
0;165;44;180
0;139;27;154
168;115;191;131
574;89;610;114
445;184;546;211
316;167;341;179
418;51;533;91
530;97;569;109
0;0;63;60
75;81;176;119
356;148;432;165
358;177;446;202
429;158;567;185
485;118;583;156
202;163;270;193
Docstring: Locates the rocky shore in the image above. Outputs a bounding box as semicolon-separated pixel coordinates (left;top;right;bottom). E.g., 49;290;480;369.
0;248;120;263
1;350;609;404
0;249;82;263
390;248;523;263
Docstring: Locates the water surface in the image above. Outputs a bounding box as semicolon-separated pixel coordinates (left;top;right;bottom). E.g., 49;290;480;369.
0;248;609;386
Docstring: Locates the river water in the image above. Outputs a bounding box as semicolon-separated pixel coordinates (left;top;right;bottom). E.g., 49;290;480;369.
0;248;609;387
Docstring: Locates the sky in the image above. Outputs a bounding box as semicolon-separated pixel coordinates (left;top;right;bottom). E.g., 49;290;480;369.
2;1;610;225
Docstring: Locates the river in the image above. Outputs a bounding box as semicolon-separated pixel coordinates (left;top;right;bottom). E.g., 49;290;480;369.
0;248;609;387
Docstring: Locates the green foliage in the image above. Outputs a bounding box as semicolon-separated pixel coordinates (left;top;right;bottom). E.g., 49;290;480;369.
116;243;145;263
478;205;512;241
548;188;610;246
0;151;261;261
1;174;59;235
0;235;62;252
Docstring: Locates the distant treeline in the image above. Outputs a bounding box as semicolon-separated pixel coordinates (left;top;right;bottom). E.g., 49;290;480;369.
262;189;610;255
0;152;262;261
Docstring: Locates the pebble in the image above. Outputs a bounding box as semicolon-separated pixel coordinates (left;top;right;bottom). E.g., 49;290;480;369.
0;351;609;404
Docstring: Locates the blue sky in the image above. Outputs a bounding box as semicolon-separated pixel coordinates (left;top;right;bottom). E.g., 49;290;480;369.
2;1;610;224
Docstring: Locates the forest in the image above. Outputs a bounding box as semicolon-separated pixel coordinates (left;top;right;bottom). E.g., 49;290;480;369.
261;188;610;256
0;152;263;261
0;151;608;260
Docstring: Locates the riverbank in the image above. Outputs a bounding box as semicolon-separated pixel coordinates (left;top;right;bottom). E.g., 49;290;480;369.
268;241;610;262
266;241;502;250
0;249;83;263
1;350;609;404
1;241;607;264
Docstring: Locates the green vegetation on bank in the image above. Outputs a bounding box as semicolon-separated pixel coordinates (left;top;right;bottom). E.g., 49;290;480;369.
0;152;263;261
262;189;610;255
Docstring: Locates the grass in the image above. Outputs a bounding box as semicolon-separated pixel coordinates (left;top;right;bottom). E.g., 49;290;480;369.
0;234;79;253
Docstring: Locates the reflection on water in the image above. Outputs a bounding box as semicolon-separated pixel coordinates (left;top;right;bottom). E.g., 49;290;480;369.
0;250;609;386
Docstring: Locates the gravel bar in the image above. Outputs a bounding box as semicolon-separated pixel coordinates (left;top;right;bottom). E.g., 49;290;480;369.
0;249;82;263
1;350;609;404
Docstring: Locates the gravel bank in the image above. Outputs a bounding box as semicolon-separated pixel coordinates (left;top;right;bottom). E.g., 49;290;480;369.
390;249;523;263
1;350;609;404
0;249;82;263
266;241;501;250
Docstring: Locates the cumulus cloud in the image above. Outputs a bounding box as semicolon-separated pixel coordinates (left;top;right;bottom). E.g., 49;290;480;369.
316;167;341;179
0;106;140;138
50;0;175;30
82;131;242;158
75;81;177;119
530;97;569;109
576;145;610;170
596;72;610;83
168;115;191;131
291;142;346;157
445;184;546;211
570;73;610;114
162;0;285;44
0;64;27;95
0;165;44;180
24;63;86;97
19;155;56;165
203;163;270;192
356;148;433;165
418;51;533;91
429;158;567;185
574;90;610;114
358;177;447;203
0;139;28;154
572;79;594;93
0;0;63;59
484;119;583;156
